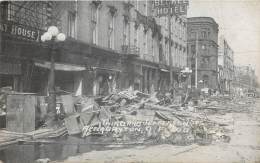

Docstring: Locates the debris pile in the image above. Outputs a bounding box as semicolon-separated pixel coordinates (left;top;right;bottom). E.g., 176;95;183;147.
59;88;242;146
197;96;254;115
1;87;256;147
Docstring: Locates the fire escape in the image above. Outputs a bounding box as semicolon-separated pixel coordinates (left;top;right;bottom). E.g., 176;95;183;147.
0;1;62;30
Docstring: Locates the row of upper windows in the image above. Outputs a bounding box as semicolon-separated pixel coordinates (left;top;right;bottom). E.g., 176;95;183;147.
189;30;211;39
190;44;214;53
163;43;187;66
66;2;186;61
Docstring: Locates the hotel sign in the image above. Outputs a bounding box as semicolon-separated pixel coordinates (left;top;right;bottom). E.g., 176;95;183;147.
153;0;189;17
0;20;41;41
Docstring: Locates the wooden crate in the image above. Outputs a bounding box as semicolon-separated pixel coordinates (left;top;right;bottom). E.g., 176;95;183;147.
6;93;36;133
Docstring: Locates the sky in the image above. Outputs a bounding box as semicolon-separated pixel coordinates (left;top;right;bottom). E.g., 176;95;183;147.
187;0;260;81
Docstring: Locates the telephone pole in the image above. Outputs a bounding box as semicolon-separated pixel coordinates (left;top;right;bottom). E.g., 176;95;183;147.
195;32;198;88
168;12;173;89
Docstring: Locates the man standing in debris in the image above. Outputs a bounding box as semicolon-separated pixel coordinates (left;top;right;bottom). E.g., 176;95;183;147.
190;87;200;106
170;87;175;98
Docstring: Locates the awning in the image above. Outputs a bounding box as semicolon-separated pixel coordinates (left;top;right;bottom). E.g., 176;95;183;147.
34;60;86;71
93;67;122;73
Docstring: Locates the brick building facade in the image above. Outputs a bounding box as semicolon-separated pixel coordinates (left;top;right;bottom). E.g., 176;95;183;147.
187;17;219;90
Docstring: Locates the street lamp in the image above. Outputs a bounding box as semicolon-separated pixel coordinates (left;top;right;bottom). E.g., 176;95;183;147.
41;26;66;122
181;67;192;74
198;79;204;84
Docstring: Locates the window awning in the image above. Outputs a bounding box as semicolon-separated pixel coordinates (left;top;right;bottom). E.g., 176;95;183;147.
93;67;122;73
34;60;86;72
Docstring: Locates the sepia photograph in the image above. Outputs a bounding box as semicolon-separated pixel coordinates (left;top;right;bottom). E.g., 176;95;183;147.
0;0;260;162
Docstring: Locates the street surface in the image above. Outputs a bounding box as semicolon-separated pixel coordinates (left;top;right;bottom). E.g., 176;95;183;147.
52;98;260;163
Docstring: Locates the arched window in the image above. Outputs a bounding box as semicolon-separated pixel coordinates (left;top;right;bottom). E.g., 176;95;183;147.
108;15;115;49
107;5;117;49
91;3;99;45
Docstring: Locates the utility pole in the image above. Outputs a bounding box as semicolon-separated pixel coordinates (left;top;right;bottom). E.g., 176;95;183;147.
48;41;56;115
195;32;198;88
168;12;173;89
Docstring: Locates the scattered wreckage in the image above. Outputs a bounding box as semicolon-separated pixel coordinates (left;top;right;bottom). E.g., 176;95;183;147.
0;87;256;147
59;89;238;145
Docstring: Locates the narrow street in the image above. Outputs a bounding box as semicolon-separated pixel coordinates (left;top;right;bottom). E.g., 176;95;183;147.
52;98;260;163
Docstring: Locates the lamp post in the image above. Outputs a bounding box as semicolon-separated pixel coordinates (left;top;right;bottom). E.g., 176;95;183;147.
168;10;173;90
41;26;66;119
195;32;199;88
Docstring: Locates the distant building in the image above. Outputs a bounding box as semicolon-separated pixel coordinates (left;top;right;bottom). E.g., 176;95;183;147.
218;35;234;94
217;65;224;92
187;17;219;90
233;65;257;94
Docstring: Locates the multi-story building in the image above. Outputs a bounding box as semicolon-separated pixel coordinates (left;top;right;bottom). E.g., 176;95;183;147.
218;35;234;94
0;1;188;96
155;14;188;88
187;17;219;90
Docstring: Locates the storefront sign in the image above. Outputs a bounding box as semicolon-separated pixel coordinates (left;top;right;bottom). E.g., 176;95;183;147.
153;0;189;16
0;20;41;41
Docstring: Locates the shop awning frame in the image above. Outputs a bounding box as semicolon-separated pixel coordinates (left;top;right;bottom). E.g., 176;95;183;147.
34;60;86;72
93;67;122;73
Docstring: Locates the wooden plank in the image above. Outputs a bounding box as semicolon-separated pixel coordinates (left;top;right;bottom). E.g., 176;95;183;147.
0;127;68;148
